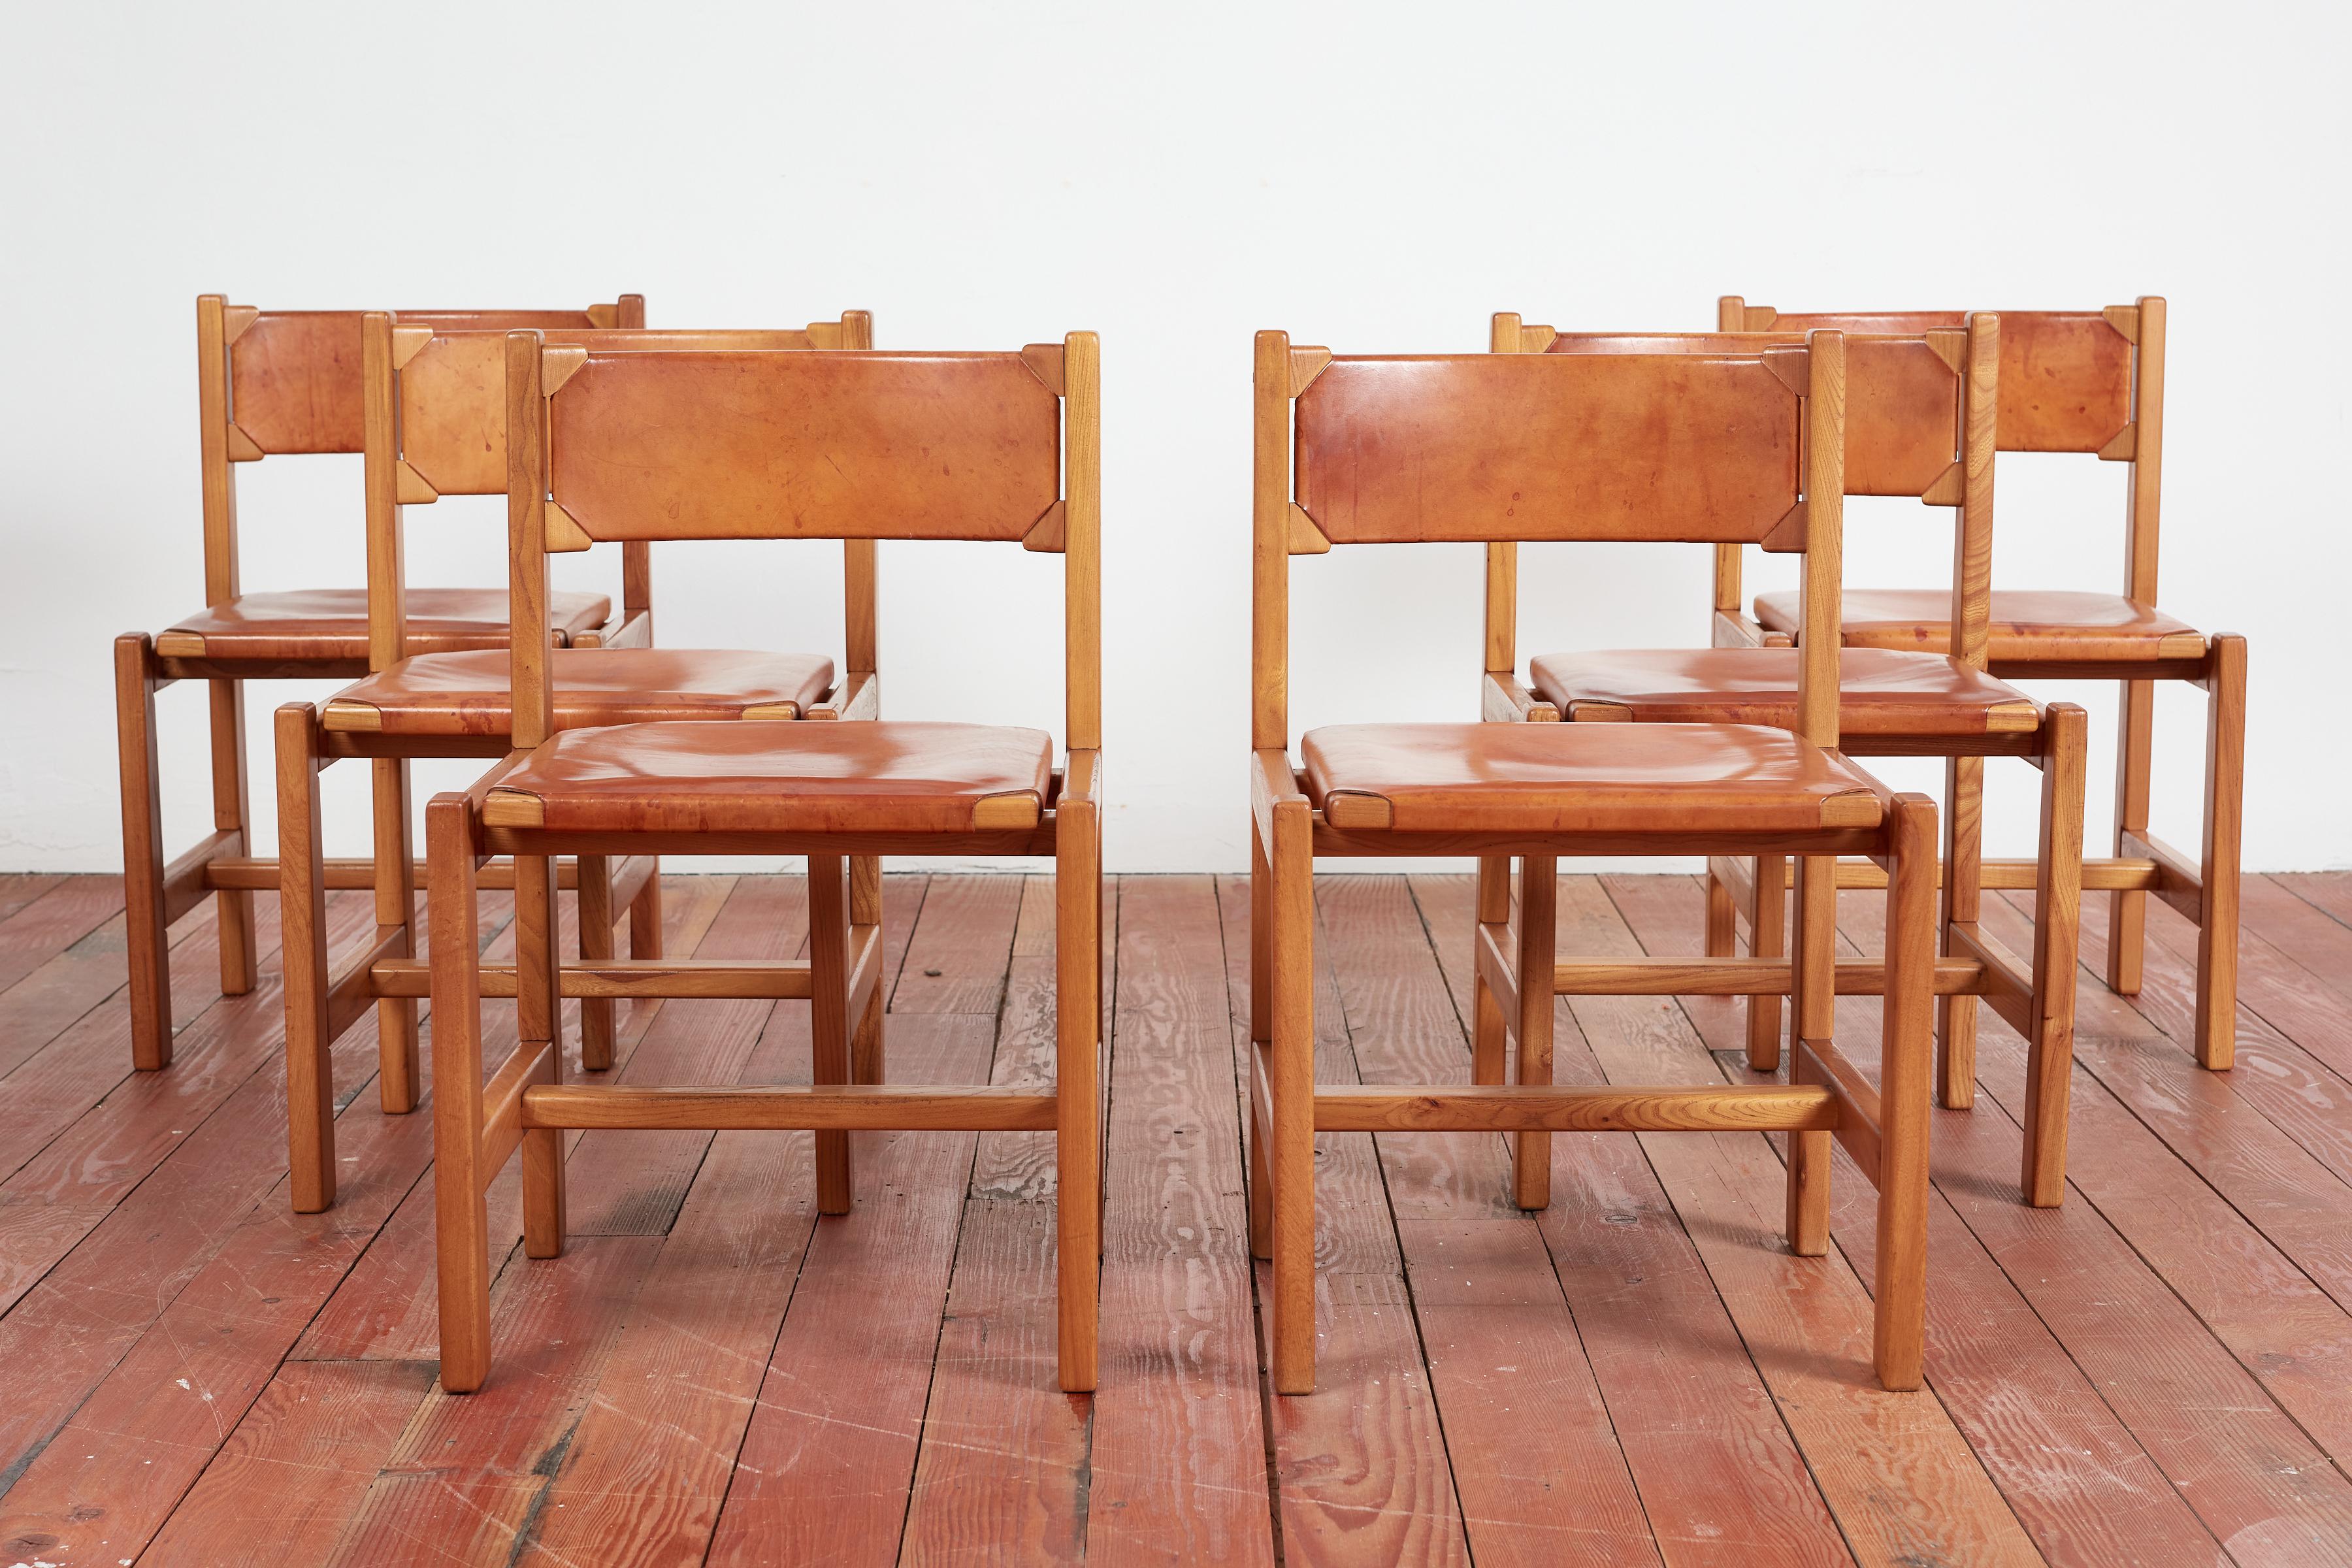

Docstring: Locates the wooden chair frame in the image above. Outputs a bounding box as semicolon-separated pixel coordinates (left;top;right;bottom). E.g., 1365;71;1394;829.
429;330;1103;1394
1723;296;2244;1070
116;293;641;1073
1489;314;2089;1205
274;312;873;1213
1249;327;1938;1393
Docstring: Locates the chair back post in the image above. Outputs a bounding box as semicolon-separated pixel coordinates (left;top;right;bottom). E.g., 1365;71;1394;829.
1712;295;1750;614
615;299;653;627
1793;329;1845;750
2123;295;2166;607
1950;313;2002;672
1482;314;1529;676
505;330;555;751
361;312;408;672
840;311;881;679
1063;331;1103;751
1252;329;1294;752
195;295;241;607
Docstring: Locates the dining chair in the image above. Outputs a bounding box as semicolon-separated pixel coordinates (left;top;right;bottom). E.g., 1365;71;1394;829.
275;313;870;1213
1728;296;2244;1069
1249;327;1938;1392
427;329;1102;1394
1491;314;2089;1203
117;294;640;1071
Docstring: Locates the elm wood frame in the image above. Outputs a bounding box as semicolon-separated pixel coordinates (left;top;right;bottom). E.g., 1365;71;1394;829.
429;331;1103;1395
1726;296;2244;1071
115;293;640;1077
274;314;874;1214
1490;314;2089;1205
1248;327;1938;1394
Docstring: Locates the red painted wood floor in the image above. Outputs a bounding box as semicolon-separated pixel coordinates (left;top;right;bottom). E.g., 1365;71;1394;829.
1;868;2349;1564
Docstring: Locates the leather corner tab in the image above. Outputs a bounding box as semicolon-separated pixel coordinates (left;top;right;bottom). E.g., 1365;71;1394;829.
221;304;259;344
390;325;434;371
1023;500;1068;553
1919;460;1965;508
1320;791;1394;830
1761;345;1810;396
1761;500;1808;553
543;500;595;553
1286;503;1331;555
971;792;1044;830
1819;791;1884;829
2097;423;2137;462
395;460;438;506
541;346;588;396
225;423;265;462
2100;304;2140;344
1019;343;1066;394
1288;346;1333;397
481;791;547;828
1924;328;1968;374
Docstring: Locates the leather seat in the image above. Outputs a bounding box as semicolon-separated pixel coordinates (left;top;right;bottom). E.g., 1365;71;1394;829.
1299;723;1885;834
320;649;837;736
1529;648;2040;737
483;721;1056;834
1752;589;2207;664
155;587;612;662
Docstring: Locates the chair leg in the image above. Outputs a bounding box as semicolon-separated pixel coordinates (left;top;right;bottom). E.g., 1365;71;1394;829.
1471;855;1510;1086
1267;796;1317;1395
849;855;885;1086
1874;795;1937;1392
1247;817;1274;1263
2195;636;2246;1071
1704;862;1737;958
276;704;335;1213
575;855;616;1071
208;676;258;997
629;856;664;961
114;634;173;1071
1747;854;1788;1071
1511;855;1556;1211
1786;855;1837;1256
1937;755;1984;1110
515;853;566;1260
372;757;419;1114
429;794;493;1394
2022;705;2089;1206
2106;676;2155;997
1056;797;1102;1392
808;854;853;1215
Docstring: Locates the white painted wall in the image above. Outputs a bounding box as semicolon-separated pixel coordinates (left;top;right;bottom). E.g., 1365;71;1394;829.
3;1;2345;874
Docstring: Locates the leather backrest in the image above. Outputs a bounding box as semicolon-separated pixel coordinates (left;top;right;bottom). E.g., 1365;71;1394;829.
545;350;1063;542
1293;352;1804;544
230;309;598;454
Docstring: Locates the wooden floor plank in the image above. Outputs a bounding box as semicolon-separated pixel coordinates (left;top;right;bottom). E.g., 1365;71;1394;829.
889;874;1025;1016
0;874;125;1000
0;872;67;928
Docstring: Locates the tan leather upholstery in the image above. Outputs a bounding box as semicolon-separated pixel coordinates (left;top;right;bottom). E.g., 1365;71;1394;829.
157;588;611;663
1529;648;2040;736
1752;589;2206;663
320;649;836;736
484;721;1055;834
1298;723;1884;834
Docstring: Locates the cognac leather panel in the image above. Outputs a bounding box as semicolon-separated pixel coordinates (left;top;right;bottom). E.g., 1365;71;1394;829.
1294;355;1799;544
1529;648;2040;737
161;587;610;662
400;329;822;496
230;310;597;455
321;649;836;736
1753;589;2205;664
1298;722;1883;834
487;720;1054;835
547;353;1061;543
1753;311;2130;453
1544;333;1955;498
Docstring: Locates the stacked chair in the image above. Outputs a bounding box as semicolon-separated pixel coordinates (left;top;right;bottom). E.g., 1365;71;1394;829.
117;296;647;1071
1492;313;2090;1204
274;311;869;1212
1727;297;2244;1070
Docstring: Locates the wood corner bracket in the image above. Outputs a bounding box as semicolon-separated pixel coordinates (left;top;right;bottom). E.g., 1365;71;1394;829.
391;325;434;370
1919;460;1965;507
1286;503;1331;555
1762;345;1810;395
541;346;588;396
542;500;594;552
2101;304;2140;344
1924;328;1968;374
395;460;439;505
2097;423;2138;462
221;305;259;344
1023;500;1068;553
1021;343;1065;394
225;423;264;462
1288;347;1331;397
